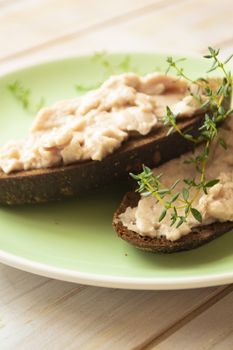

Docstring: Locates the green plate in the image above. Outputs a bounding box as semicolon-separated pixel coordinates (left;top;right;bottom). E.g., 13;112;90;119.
0;52;232;290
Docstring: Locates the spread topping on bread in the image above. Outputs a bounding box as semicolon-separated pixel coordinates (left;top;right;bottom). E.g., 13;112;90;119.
0;73;199;174
119;117;233;241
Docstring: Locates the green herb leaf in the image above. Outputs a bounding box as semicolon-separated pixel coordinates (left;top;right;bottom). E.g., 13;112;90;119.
218;137;227;150
130;47;232;229
205;179;220;188
170;192;180;203
176;216;186;228
224;53;233;65
159;209;167;222
75;81;102;93
191;208;202;223
182;188;189;201
8;80;45;114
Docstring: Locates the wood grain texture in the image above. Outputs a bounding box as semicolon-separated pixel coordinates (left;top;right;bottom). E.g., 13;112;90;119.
0;0;176;60
0;0;233;348
0;265;228;350
152;289;233;350
1;0;233;74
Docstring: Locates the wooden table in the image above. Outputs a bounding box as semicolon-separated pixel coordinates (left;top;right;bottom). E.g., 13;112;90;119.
0;0;233;348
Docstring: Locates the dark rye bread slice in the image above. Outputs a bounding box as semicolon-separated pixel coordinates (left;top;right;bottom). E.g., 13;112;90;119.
0;115;206;205
112;192;233;253
0;85;231;205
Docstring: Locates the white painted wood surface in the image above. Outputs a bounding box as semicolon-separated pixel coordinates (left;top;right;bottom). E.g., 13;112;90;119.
152;287;233;349
0;0;233;349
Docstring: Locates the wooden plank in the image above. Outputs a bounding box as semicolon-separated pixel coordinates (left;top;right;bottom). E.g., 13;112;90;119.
0;0;176;60
1;0;232;75
0;263;228;350
150;289;233;350
0;265;83;308
56;0;231;54
0;0;43;17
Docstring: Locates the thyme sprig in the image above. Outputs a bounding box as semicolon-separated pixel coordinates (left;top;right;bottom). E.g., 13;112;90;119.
75;53;138;93
92;52;138;75
131;47;233;228
75;81;103;94
8;80;45;114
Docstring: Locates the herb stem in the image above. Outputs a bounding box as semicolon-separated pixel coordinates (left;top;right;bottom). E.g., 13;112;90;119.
132;47;232;228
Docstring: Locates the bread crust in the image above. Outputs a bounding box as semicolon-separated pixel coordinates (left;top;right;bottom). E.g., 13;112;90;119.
0;83;231;205
0;116;204;204
112;191;233;253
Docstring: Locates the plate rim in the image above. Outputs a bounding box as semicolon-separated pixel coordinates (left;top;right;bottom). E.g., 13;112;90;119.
0;49;202;78
0;52;232;290
1;248;233;290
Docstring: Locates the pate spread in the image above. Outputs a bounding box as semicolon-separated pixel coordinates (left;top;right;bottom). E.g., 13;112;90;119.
0;73;198;174
120;117;233;241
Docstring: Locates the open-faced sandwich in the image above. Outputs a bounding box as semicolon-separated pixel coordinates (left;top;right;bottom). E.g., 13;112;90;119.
113;48;233;253
113;117;233;253
0;50;231;204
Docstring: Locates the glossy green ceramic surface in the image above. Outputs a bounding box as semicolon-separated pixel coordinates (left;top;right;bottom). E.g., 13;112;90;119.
0;53;232;289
